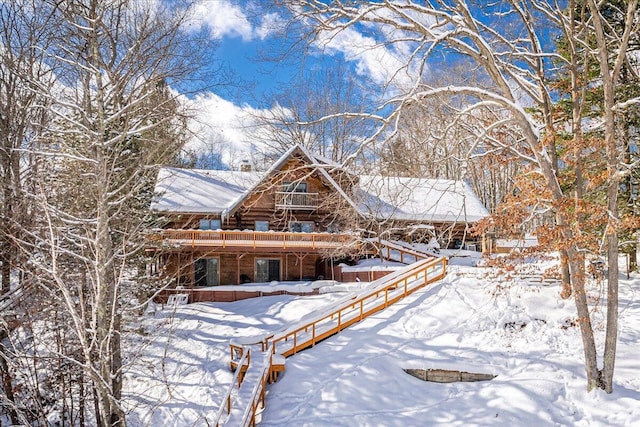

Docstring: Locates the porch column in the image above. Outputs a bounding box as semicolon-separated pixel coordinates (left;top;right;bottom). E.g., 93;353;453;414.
237;254;246;284
190;251;194;288
295;253;307;280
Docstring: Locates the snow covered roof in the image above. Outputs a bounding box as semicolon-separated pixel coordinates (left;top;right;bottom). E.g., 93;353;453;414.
152;167;263;214
152;145;489;224
356;175;489;223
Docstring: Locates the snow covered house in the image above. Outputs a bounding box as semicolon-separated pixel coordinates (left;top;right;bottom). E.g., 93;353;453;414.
147;145;488;289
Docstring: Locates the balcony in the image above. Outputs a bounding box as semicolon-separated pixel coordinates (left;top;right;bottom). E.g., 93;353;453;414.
147;229;358;252
275;192;319;210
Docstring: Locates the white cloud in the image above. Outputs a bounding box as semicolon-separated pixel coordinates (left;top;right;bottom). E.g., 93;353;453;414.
316;26;415;89
188;1;282;41
185;92;285;167
190;1;253;40
255;12;286;40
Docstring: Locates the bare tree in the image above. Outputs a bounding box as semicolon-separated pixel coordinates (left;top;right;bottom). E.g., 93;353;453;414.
1;0;203;424
250;61;376;165
276;0;639;392
0;1;54;295
0;2;56;423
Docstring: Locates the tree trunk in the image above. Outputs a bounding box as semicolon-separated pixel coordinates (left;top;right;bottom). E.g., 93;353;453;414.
0;336;19;425
602;230;619;392
566;248;600;390
559;250;572;299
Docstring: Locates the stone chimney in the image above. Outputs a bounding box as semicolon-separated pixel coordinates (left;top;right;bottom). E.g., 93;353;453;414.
240;159;251;172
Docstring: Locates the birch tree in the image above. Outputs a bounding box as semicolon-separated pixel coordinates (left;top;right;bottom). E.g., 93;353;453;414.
277;0;639;392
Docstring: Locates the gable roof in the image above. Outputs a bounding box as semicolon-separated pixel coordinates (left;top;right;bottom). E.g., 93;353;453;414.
222;144;359;217
151;145;489;224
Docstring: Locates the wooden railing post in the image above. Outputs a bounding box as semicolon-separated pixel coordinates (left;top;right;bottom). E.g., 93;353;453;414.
293;333;297;354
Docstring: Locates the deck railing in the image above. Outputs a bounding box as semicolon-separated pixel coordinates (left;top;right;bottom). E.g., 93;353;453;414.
149;229;357;250
274;191;319;209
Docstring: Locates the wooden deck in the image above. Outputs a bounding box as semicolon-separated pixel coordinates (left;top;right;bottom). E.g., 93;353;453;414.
148;229;358;251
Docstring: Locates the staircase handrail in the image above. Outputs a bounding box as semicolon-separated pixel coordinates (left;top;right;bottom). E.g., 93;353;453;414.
212;346;251;427
372;238;434;262
239;345;274;427
264;256;447;356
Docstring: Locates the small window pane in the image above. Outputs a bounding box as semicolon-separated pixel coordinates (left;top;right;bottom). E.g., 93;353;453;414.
199;219;221;230
282;181;307;193
290;221;314;233
255;221;269;231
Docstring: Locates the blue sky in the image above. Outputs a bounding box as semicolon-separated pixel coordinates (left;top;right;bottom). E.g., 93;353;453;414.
183;0;419;167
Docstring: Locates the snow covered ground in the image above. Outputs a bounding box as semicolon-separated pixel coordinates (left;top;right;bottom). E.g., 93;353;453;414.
123;254;640;426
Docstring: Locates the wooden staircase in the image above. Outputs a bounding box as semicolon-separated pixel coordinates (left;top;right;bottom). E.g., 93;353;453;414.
213;256;448;426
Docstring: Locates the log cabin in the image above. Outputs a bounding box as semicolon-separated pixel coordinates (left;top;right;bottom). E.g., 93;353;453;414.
147;144;488;289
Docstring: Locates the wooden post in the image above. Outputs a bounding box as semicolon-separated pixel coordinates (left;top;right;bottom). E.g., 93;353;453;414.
190;251;194;288
293;333;297;354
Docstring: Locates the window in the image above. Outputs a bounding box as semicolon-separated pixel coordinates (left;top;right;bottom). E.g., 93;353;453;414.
199;219;221;230
255;258;280;282
326;223;340;233
255;220;269;231
282;181;307;193
289;221;314;233
194;258;219;286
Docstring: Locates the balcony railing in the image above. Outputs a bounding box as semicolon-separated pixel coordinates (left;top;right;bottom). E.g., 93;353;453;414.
274;191;319;209
148;229;357;251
